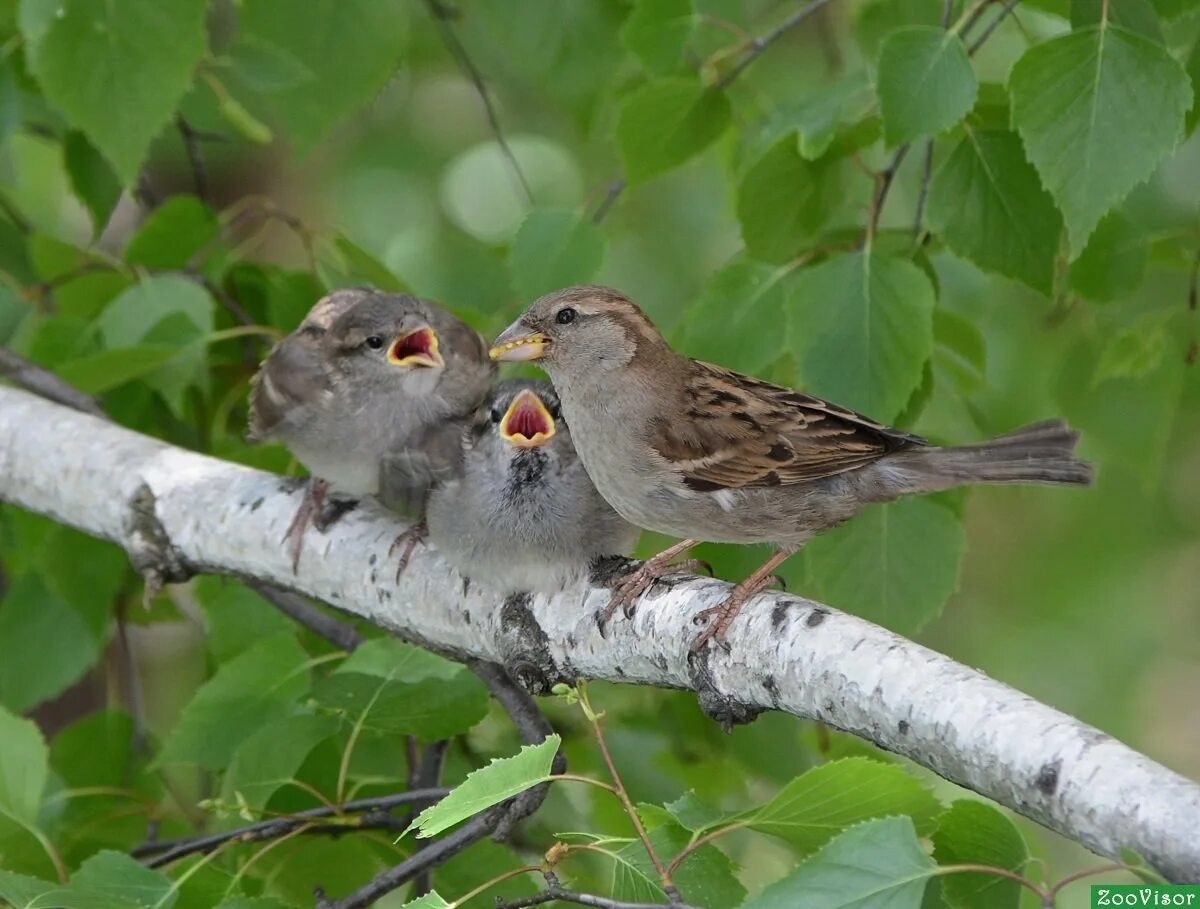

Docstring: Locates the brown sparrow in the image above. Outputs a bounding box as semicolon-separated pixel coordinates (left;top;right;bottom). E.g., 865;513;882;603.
426;379;639;596
249;288;494;570
491;285;1093;651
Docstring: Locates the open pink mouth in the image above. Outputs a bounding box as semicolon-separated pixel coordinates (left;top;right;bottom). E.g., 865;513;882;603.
388;327;443;367
500;390;556;448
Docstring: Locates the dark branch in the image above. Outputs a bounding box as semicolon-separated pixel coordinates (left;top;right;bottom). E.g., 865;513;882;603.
591;178;627;226
716;0;836;89
496;872;702;909
423;0;534;206
0;347;107;418
175;117;211;205
247;581;366;652
968;0;1021;55
133;788;451;867
866;144;911;246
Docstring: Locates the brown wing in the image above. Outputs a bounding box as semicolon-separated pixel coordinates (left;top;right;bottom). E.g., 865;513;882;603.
247;328;332;440
650;360;925;491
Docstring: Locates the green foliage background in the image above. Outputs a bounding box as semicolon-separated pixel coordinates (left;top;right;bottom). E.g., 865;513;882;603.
0;0;1198;906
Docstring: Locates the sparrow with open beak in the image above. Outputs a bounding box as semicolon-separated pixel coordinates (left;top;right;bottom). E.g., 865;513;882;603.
491;285;1093;651
249;288;494;570
426;379;639;596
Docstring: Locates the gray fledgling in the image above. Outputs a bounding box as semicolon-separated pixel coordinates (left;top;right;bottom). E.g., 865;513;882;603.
491;285;1093;650
426;379;639;596
249;288;495;569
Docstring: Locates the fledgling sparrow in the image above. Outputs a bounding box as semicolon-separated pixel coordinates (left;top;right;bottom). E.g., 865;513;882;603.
249;287;495;570
491;285;1093;651
426;379;640;596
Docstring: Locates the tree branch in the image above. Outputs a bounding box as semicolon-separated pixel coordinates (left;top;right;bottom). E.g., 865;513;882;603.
1;386;1198;882
0;348;106;418
716;0;837;89
132;789;451;868
247;580;366;652
423;0;534;207
497;873;701;909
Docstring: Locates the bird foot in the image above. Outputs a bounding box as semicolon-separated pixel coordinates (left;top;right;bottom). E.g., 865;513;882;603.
690;575;776;653
600;557;698;631
389;521;428;581
281;478;328;573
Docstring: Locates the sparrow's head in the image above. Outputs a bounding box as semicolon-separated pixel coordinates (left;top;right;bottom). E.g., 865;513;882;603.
489;285;670;377
466;379;575;486
317;289;492;398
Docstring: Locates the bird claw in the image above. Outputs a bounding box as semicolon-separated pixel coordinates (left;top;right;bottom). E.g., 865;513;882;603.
690;602;737;653
390;521;428;582
281;478;328;573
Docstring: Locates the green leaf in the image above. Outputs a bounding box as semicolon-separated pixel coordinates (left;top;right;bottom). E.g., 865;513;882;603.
737;135;842;263
236;0;407;154
775;72;872;160
399;894;452;909
662;790;725;834
856;0;964;59
743;816;936;909
55;345;179;395
933;309;987;393
97;275;214;348
679;257;792;375
877;27;977;146
1008;22;1192;255
1093;316;1167;386
0;704;47;829
405;735;561;838
1187;36;1200;136
23;0;208;184
927;128;1062;294
194;577;297;663
313;671;489;740
336;637;462;681
509;211;605;301
612;820;746;908
0;871;72;909
0;575;101;713
223;713;340;810
124;195;219;270
742;758;942;855
157;632;311;769
932;800;1028;909
621;0;694;75
804;498;966;635
226;34;317;94
62;131;121;235
788;252;936;421
70;850;175;909
615;78;731;185
1068;209;1147;302
1071;0;1163;41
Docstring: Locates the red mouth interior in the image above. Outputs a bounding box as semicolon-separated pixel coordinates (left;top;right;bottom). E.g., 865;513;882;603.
391;328;436;362
504;400;552;440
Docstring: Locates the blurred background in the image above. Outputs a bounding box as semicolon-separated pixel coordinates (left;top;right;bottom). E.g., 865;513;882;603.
0;0;1198;905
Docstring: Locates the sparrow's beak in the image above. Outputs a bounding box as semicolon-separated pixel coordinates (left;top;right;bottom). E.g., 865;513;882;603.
388;326;443;368
499;389;556;448
490;319;548;362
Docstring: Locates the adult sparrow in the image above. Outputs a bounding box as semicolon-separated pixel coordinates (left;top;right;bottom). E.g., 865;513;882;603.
249;287;494;570
426;379;639;596
491;285;1093;651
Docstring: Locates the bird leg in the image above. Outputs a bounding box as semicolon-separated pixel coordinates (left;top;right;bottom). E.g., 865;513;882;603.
390;520;429;581
282;477;329;573
690;548;793;652
601;538;701;628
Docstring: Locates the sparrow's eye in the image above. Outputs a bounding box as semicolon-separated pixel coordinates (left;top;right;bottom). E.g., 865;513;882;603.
490;407;503;423
555;307;577;325
365;335;385;350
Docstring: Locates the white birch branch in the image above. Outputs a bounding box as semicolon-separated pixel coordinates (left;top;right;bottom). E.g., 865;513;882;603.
0;385;1197;882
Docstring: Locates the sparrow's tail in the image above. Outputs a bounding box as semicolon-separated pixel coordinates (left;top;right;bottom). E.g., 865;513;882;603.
886;420;1094;492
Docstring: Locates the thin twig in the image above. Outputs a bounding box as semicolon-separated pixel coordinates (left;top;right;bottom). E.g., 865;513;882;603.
176;117;211;205
496;872;702;909
247;581;365;652
1186;248;1198;365
967;0;1020;55
664;823;746;876
0;187;32;234
132;789;450;867
0;347;107;417
912;141;934;241
865;144;911;248
422;0;534;206
591;178;627;226
410;739;451;896
1047;863;1142;898
716;0;837;89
